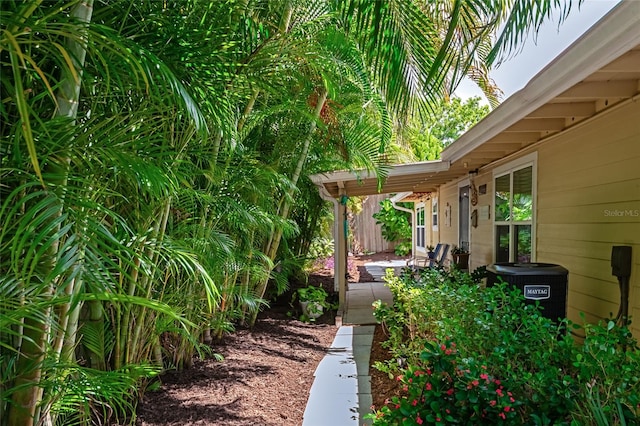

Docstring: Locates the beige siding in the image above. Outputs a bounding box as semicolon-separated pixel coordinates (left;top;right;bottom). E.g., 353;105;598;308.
437;174;496;269
464;100;640;338
469;172;494;270
535;101;640;338
436;182;460;267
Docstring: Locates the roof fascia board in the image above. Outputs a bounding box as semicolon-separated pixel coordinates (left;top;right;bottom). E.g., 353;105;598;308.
441;1;640;164
309;160;450;184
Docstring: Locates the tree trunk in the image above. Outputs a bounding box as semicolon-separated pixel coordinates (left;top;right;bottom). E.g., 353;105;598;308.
8;2;94;424
251;88;327;325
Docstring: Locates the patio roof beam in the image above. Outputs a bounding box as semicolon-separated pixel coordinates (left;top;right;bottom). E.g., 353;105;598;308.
598;49;640;72
528;102;596;118
505;118;565;132
556;80;639;100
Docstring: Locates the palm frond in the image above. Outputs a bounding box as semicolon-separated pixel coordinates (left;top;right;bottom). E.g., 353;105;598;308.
486;0;583;66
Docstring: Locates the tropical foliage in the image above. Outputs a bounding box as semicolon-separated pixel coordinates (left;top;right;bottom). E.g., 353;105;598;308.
393;96;491;163
372;199;413;256
1;0;583;424
370;269;640;424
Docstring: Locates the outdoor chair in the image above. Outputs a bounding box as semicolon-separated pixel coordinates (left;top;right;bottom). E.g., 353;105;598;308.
429;243;449;268
406;243;449;274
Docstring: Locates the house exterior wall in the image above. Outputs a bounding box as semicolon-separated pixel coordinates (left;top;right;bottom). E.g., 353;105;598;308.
468;172;494;269
429;100;640;338
436;183;459;267
435;176;494;268
535;100;640;338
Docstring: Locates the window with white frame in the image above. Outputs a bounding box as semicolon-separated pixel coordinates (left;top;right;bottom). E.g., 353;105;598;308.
416;205;425;249
431;197;438;231
494;158;535;263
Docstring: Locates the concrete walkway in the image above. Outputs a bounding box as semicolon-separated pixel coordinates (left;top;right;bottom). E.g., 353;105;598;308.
302;261;397;426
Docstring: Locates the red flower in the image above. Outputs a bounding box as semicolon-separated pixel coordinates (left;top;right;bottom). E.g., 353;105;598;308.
499;412;506;420
480;373;489;380
416;415;424;425
426;383;432;391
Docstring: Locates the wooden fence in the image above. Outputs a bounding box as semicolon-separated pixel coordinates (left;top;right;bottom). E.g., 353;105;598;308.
349;194;396;254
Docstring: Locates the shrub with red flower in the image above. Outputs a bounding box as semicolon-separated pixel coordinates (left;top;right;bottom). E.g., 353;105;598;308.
369;339;521;425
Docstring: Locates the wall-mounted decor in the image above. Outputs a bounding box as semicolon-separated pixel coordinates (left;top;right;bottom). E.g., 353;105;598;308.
479;205;490;221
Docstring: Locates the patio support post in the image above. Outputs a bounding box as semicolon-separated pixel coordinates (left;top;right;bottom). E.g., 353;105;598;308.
337;191;348;311
313;182;346;311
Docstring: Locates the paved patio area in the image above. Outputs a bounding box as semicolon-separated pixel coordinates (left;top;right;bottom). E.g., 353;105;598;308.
302;260;398;426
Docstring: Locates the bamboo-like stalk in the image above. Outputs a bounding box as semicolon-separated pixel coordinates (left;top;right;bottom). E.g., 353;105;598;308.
252;88;328;325
130;198;172;363
85;300;106;370
8;2;94;424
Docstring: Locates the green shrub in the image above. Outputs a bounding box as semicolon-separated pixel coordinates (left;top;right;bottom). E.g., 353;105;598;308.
370;268;640;425
371;339;521;425
308;237;334;260
372;199;412;253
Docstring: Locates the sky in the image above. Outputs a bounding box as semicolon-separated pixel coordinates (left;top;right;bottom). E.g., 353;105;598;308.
454;0;622;102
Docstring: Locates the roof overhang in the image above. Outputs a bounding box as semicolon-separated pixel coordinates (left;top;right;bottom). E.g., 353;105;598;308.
310;1;640;199
309;160;451;197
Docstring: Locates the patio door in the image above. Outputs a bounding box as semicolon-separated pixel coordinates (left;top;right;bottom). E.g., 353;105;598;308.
459;185;470;252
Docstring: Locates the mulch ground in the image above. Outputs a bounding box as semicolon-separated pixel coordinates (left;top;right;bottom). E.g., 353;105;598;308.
135;252;404;426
